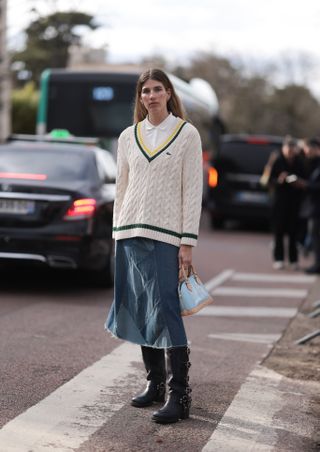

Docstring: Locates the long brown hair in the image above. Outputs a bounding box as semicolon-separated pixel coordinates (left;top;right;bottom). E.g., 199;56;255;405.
133;68;186;123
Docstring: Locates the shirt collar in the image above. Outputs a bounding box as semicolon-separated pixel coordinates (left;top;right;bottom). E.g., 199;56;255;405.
145;113;175;131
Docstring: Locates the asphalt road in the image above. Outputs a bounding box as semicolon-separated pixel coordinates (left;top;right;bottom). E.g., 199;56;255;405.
0;214;319;451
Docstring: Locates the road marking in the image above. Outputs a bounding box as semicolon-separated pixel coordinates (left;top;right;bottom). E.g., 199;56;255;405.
204;269;234;292
197;306;297;318
232;272;316;284
208;333;281;344
202;365;284;452
212;286;308;298
0;343;143;452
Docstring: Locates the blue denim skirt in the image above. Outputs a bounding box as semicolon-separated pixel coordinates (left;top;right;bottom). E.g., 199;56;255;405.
105;237;187;348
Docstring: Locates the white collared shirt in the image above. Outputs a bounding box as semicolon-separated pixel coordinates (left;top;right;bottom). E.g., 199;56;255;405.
143;113;179;150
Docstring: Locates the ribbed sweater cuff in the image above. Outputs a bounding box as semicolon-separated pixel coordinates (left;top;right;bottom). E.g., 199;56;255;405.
181;236;197;247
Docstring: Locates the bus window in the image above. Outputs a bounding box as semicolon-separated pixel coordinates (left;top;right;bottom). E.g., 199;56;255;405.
46;79;135;138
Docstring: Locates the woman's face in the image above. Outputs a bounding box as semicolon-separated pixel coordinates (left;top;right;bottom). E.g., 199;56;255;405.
140;79;171;115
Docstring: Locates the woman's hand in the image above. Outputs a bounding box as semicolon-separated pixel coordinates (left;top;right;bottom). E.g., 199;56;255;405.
179;245;193;270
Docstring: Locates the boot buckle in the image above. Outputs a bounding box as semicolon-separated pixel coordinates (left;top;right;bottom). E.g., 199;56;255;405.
179;394;192;409
156;382;166;391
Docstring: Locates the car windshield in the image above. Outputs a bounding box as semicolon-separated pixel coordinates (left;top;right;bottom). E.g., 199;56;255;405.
220;142;282;174
0;146;96;182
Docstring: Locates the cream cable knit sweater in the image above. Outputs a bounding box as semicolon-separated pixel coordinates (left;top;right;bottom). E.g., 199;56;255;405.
112;117;203;247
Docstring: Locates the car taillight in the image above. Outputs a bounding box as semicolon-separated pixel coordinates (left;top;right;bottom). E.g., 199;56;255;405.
0;172;47;180
246;137;270;145
202;150;210;162
208;167;218;188
64;198;96;220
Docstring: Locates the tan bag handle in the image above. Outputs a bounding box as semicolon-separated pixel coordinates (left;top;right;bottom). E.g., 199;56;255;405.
179;265;200;284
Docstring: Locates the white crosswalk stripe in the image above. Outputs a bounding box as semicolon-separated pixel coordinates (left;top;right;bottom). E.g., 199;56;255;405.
0;343;143;452
212;286;307;298
197;306;297;317
204;269;234;291
202;366;284;452
231;272;316;284
208;333;281;344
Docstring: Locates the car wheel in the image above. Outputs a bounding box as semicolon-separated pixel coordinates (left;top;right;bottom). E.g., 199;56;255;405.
90;241;115;288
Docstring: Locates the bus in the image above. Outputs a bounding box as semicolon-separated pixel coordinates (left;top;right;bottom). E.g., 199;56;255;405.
36;67;224;158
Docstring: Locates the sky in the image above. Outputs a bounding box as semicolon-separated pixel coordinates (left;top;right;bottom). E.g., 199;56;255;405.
6;0;320;91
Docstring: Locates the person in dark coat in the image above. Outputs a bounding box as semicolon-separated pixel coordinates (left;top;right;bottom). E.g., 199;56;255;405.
269;136;306;269
293;138;320;274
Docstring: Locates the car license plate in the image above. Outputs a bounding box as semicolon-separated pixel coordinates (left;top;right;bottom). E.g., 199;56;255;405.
235;191;269;203
0;199;35;214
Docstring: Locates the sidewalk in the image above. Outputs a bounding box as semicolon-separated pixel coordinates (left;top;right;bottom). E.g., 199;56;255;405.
262;275;320;451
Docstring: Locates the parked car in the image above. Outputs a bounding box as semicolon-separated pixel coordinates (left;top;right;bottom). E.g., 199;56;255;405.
0;137;116;286
206;134;283;228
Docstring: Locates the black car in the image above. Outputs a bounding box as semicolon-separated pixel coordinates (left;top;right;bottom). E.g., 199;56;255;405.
206;134;283;228
0;138;116;286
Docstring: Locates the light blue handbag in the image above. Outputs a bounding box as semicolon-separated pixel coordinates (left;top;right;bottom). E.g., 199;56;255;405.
179;266;213;316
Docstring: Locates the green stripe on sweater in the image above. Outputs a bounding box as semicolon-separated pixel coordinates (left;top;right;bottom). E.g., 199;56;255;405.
113;223;197;240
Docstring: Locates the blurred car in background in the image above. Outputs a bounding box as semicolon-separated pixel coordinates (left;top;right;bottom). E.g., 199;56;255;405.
206;134;283;229
0;136;116;286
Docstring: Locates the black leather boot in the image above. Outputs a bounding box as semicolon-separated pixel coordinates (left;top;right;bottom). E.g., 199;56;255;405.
131;346;166;408
152;347;191;423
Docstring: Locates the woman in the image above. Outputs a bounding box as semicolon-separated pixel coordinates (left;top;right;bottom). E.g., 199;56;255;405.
269;136;305;269
105;68;203;424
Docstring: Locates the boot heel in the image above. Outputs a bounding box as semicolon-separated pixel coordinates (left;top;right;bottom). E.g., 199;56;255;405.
179;392;191;419
180;409;189;420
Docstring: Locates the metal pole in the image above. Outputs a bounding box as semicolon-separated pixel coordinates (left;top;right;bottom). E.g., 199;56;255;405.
308;307;320;318
0;0;10;142
313;300;320;309
295;329;320;345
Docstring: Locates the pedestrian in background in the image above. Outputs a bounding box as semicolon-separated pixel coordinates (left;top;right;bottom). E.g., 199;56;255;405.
268;136;306;270
105;69;203;423
293;138;320;274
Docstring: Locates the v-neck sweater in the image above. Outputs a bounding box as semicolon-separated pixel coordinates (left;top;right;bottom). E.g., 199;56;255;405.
112;116;203;247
